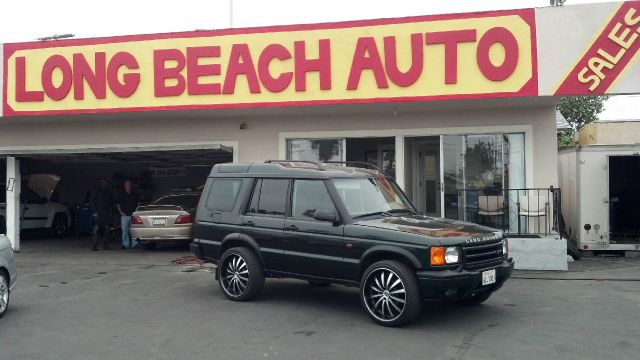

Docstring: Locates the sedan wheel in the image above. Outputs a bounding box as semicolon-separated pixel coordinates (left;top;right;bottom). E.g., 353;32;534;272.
360;260;421;327
52;215;67;239
0;273;9;318
218;247;264;301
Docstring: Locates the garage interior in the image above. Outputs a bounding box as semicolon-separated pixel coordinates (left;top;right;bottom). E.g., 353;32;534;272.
1;146;233;246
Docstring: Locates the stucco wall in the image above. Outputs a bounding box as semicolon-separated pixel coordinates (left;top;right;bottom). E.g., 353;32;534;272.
0;103;559;188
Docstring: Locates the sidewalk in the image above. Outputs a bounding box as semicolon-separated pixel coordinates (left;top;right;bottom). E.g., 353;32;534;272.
513;257;640;281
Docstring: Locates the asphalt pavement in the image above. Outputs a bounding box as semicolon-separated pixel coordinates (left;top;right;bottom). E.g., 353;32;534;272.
1;237;639;360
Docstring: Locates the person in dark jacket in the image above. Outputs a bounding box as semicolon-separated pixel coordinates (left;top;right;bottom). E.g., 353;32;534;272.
116;179;140;249
90;178;114;251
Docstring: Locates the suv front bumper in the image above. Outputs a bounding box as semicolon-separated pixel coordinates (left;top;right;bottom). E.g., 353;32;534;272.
416;259;514;301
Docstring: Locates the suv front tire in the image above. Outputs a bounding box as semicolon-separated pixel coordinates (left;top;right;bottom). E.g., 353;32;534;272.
360;260;421;327
218;247;265;301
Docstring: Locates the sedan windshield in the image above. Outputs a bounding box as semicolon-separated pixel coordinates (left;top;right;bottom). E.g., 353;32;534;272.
332;177;415;217
153;194;200;210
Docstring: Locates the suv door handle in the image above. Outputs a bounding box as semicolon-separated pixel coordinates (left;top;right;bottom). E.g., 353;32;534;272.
242;220;255;226
287;224;298;231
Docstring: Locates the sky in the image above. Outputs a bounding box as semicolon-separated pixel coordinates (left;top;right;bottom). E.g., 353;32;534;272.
0;0;637;119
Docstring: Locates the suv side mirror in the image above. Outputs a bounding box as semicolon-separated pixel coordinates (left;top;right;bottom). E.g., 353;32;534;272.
313;209;339;224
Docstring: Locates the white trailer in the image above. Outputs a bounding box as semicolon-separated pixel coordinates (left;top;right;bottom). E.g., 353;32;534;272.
559;145;640;252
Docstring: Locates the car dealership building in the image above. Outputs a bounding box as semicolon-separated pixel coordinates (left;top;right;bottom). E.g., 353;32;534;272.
1;1;639;270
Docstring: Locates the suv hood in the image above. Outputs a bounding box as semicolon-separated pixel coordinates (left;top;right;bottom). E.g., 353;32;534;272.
353;215;502;243
28;174;61;201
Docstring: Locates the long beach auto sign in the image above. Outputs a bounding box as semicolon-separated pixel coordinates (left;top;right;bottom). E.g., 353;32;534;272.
3;1;640;117
3;9;536;116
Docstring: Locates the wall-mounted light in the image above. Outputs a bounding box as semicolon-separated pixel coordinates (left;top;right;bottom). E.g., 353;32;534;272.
240;122;247;130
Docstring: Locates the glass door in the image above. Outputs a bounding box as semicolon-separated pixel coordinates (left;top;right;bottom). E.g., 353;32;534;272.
410;137;441;217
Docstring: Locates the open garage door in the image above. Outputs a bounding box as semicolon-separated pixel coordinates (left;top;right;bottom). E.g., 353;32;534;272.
1;144;233;250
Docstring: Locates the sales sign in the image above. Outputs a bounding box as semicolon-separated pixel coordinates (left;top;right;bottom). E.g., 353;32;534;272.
3;9;537;116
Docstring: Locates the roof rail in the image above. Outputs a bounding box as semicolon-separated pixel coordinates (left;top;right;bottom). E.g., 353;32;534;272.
264;160;323;168
264;160;381;172
323;161;381;171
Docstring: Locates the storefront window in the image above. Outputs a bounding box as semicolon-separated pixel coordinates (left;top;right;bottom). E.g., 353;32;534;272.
442;133;525;221
287;139;344;162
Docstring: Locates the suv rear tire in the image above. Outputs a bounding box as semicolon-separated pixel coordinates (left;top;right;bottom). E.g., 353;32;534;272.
218;247;264;301
360;260;421;327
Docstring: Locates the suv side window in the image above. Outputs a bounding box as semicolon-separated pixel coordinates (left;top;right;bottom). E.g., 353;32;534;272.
247;179;288;216
292;180;335;219
206;179;243;211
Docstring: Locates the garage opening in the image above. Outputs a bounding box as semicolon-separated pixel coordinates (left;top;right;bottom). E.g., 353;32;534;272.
609;155;640;245
1;146;233;249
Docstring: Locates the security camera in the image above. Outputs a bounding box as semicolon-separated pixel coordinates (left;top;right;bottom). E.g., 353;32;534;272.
550;0;566;6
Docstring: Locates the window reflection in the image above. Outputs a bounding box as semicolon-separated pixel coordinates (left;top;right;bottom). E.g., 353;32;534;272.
287;139;343;162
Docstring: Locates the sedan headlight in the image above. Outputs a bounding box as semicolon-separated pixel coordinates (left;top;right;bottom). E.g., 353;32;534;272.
430;247;461;265
502;239;509;256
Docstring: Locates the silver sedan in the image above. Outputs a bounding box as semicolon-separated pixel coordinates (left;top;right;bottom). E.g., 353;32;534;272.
130;192;200;250
0;235;17;318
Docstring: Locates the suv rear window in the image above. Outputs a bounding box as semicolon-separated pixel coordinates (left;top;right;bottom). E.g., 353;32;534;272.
206;179;243;211
247;179;288;216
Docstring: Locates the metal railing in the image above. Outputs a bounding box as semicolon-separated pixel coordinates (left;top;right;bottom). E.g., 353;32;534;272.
455;187;562;237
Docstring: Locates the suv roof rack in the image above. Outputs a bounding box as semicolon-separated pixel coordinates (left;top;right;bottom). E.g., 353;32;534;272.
323;161;381;171
264;160;324;169
264;160;381;172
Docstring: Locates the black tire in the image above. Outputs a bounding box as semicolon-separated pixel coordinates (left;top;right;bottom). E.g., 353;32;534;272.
457;291;492;306
51;214;68;239
360;260;421;327
140;242;157;250
218;247;264;301
0;272;9;319
308;280;331;287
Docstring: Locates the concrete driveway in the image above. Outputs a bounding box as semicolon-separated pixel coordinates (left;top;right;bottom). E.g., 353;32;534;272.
1;237;639;360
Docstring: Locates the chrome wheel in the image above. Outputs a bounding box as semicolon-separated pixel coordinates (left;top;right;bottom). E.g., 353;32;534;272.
0;275;8;315
221;254;249;297
363;268;406;322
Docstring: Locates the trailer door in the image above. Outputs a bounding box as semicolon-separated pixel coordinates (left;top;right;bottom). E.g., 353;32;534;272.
609;155;640;246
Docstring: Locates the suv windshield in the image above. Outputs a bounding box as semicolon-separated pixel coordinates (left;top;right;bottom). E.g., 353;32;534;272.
332;177;415;218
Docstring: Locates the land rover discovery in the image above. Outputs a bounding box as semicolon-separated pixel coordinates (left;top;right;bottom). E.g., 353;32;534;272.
191;161;513;326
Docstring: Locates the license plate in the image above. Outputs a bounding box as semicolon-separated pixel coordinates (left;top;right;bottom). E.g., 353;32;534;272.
152;218;167;226
482;269;496;286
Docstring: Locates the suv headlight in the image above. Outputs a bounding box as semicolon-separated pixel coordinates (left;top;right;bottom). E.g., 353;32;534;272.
430;247;461;265
502;239;509;256
445;247;460;264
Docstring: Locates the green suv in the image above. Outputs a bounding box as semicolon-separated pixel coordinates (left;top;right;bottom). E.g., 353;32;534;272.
191;161;513;326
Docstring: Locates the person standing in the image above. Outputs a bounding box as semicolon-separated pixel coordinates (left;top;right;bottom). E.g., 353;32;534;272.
116;179;139;249
90;178;114;251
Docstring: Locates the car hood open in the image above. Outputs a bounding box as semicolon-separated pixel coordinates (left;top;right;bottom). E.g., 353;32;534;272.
28;174;61;201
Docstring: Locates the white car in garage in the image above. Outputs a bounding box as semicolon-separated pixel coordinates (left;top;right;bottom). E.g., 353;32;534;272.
1;174;71;238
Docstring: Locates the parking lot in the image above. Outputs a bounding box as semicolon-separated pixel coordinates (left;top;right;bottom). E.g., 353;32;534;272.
1;237;639;360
